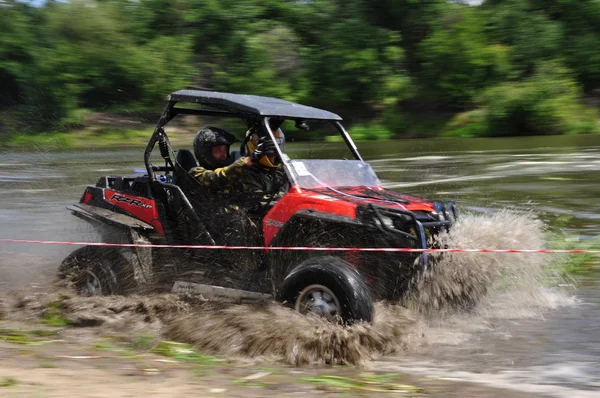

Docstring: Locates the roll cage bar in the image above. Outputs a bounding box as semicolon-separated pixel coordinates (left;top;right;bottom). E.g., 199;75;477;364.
144;99;363;184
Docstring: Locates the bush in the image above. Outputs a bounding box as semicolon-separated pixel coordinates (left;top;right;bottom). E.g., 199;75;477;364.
448;62;600;137
348;123;393;140
0;131;76;149
443;109;489;138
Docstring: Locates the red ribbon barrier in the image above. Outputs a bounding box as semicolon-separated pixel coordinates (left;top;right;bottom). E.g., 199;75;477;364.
0;238;598;254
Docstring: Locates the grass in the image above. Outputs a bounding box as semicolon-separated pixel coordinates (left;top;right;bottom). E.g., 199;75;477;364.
302;373;425;394
0;127;155;150
130;333;158;351
152;341;222;366
90;128;153;146
0;328;59;345
0;377;18;387
547;234;600;276
92;338;143;360
92;337;219;366
0;131;77;149
41;302;70;327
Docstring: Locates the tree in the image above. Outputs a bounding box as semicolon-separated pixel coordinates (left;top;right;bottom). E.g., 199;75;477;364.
419;6;508;109
0;1;36;107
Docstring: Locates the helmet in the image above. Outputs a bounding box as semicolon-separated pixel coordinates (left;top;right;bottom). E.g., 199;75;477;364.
246;128;285;153
274;128;285;152
193;127;236;169
252;136;281;168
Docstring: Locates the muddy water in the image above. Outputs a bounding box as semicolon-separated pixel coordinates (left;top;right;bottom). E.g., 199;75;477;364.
1;134;599;396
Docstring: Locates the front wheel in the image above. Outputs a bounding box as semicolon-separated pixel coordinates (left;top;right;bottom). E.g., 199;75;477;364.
278;256;374;324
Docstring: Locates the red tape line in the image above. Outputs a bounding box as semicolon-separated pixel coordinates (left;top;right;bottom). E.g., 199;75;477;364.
0;238;598;254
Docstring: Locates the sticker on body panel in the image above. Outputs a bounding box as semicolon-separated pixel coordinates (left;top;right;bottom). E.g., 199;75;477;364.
292;162;311;176
310;194;337;201
108;193;152;209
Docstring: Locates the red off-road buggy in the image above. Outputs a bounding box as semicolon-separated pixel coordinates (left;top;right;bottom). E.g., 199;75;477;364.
59;90;458;324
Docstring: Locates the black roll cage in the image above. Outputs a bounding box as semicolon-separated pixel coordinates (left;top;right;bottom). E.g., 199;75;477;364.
144;100;363;185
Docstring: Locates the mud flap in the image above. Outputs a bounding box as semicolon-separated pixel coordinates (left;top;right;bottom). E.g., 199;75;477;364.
129;229;154;286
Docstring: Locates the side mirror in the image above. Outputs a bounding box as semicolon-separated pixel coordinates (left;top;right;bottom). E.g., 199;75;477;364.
295;120;310;131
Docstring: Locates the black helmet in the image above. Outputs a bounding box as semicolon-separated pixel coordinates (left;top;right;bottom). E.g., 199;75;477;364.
193;127;236;169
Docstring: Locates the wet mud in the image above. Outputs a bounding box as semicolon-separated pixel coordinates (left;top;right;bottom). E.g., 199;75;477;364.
0;212;571;367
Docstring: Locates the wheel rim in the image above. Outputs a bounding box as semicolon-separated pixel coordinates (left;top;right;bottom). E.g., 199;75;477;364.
76;261;118;296
81;268;103;296
295;284;341;318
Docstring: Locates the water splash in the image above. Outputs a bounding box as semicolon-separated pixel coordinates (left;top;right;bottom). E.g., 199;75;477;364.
0;211;575;365
412;210;569;315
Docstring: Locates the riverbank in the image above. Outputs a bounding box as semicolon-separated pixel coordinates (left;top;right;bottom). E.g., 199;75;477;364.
2;111;599;151
0;112;199;150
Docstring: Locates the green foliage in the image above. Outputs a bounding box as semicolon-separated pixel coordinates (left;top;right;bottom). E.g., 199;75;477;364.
0;328;59;345
153;341;221;365
131;333;158;351
482;62;599;136
0;131;76;149
529;0;600;91
348;123;393;141
0;377;18;387
302;11;412;111
0;2;36;106
545;215;600;276
443;109;489;138
1;0;599;139
214;23;308;102
303;373;425;394
41;301;70;327
484;0;562;78
420;6;508;109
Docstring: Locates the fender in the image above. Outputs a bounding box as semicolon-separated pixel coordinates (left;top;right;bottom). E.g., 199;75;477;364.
68;203;155;232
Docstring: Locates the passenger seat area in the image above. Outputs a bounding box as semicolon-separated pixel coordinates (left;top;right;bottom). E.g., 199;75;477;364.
173;149;198;186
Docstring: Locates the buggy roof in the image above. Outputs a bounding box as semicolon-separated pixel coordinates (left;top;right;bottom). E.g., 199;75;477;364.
166;90;342;121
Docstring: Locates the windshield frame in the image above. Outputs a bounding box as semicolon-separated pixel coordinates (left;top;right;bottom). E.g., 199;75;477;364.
261;117;364;188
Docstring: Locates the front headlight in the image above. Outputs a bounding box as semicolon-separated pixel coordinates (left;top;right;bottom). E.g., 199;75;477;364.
374;215;395;229
437;211;446;222
381;215;395;229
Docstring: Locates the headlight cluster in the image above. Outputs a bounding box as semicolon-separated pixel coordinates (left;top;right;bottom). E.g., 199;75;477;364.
375;215;395;229
372;212;414;232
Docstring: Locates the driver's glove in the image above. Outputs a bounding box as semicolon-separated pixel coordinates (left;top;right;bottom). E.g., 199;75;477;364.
251;137;277;160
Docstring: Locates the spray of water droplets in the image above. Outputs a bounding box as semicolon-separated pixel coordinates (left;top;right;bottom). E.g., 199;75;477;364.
1;210;575;365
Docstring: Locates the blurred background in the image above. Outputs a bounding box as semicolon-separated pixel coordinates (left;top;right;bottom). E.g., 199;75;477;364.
1;0;599;146
1;2;600;394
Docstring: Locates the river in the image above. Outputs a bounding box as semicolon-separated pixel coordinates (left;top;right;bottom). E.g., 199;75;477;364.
1;134;598;396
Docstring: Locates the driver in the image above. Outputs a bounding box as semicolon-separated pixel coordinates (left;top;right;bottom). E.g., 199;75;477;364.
189;129;287;197
245;126;285;155
193;126;236;170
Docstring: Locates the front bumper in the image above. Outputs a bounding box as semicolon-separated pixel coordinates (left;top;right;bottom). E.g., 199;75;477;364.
358;201;459;268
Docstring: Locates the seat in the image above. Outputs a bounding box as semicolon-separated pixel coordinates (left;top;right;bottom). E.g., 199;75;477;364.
230;149;243;161
173;149;199;186
176;149;198;172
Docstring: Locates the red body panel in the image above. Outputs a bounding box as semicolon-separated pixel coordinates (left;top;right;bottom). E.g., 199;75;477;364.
104;190;164;236
318;186;436;213
82;188;165;236
262;185;437;246
263;191;358;246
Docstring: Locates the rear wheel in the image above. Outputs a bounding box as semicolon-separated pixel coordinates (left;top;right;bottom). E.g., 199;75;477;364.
59;246;128;296
278;256;374;324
